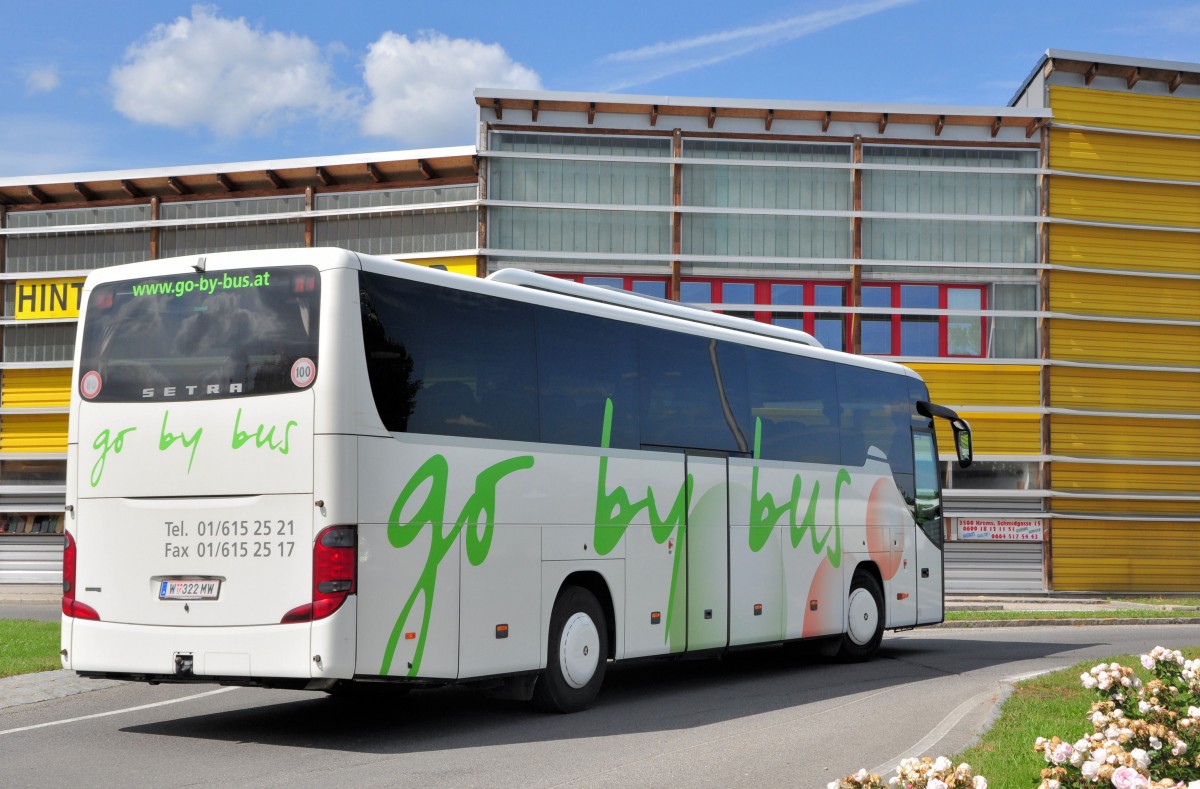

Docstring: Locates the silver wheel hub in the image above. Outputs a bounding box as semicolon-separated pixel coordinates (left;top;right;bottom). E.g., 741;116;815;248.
559;611;600;689
846;587;879;646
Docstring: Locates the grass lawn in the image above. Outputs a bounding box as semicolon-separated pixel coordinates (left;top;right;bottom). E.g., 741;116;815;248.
0;619;61;678
952;648;1200;787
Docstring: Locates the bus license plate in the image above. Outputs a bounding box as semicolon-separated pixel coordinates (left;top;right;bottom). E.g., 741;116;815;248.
159;579;221;600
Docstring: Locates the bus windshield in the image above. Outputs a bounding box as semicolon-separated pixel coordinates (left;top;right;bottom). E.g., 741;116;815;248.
78;266;320;402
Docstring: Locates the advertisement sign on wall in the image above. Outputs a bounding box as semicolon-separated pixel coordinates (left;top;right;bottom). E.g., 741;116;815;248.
955;517;1044;542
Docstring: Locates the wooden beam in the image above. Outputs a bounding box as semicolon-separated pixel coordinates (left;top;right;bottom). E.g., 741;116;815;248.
1084;63;1098;85
0;192;14;206
366;162;385;183
531;100;539;122
587;102;596;124
417;159;435;180
27;185;50;204
650;105;658;126
471;155;480;176
934;115;945;136
166;176;190;196
1026;118;1044;139
1126;67;1140;90
878;113;888;134
765;109;774;131
72;182;96;202
1169;71;1183;93
215;173;234;192
492;98;503;120
120;180;143;198
708;107;717;129
991;116;1002;138
265;169;285;189
314;167;333;187
822;111;831;132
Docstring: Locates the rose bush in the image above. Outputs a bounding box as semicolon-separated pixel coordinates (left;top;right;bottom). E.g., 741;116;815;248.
827;756;987;789
833;647;1200;789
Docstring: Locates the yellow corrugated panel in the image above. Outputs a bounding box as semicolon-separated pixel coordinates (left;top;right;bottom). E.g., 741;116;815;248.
1050;269;1200;320
904;364;1041;408
1051;415;1200;460
1050;86;1200;136
1050;176;1200;228
1051;520;1200;592
1049;319;1200;366
1052;462;1200;494
1049;128;1200;182
1052;498;1200;516
1050;367;1200;414
0;414;68;453
935;411;1040;457
1050;223;1200;276
1;369;72;409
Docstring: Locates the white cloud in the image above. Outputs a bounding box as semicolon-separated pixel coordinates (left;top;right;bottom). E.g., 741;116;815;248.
110;4;352;137
361;31;540;147
598;0;919;90
25;67;60;95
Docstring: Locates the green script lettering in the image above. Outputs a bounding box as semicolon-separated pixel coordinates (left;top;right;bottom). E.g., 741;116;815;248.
231;408;296;455
90;426;136;487
158;411;202;474
380;453;534;676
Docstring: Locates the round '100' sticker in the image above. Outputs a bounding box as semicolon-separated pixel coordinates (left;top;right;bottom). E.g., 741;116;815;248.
80;371;103;400
290;358;316;388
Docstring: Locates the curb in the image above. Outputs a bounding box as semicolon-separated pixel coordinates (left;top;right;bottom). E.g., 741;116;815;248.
936;616;1200;628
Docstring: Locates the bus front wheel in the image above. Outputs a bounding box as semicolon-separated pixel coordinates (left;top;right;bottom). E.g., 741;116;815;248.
838;571;884;661
534;586;608;713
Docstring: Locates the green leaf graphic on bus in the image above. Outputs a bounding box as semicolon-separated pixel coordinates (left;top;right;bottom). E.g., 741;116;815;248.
748;417;846;567
380;453;534;676
594;398;692;650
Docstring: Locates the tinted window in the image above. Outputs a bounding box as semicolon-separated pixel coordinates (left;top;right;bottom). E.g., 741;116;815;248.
360;272;538;441
79;267;320;402
536;309;639;449
744;347;839;463
637;328;749;454
835;365;913;476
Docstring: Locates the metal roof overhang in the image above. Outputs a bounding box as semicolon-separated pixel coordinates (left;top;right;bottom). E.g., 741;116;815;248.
475;88;1050;137
0;146;479;209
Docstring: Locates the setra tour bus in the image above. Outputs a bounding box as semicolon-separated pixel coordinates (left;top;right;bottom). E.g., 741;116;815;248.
62;247;972;712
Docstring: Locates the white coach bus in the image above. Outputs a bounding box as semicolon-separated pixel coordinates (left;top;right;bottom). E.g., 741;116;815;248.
61;247;971;712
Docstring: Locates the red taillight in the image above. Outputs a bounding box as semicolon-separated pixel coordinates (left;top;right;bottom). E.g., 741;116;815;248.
281;525;356;624
62;531;100;621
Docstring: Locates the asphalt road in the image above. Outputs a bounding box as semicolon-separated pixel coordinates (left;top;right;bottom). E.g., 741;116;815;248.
0;603;58;622
4;624;1198;788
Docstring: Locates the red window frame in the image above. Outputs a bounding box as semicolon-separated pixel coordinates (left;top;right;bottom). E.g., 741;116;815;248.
860;283;988;358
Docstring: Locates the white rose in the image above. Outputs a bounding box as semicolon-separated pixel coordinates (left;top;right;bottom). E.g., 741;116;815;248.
1110;765;1147;789
1130;747;1150;769
1141;654;1156;670
1149;736;1162;750
932;756;952;773
972;777;987;789
927;780;947;789
1173;739;1188;756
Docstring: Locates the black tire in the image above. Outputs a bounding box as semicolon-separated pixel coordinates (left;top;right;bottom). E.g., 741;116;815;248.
838;571;884;662
533;586;608;713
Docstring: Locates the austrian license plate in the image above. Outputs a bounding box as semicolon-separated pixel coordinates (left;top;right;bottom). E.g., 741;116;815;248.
158;579;221;600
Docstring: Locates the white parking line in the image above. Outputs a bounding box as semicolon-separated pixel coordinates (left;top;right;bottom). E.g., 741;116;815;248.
0;686;240;736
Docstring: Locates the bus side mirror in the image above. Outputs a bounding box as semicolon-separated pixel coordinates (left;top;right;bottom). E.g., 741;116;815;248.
950;418;972;469
916;400;973;469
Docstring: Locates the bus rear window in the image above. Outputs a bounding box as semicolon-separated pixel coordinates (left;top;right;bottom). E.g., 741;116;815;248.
78;267;320;402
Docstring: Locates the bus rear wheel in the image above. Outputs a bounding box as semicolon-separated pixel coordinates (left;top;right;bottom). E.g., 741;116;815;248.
838;571;884;661
534;586;608;713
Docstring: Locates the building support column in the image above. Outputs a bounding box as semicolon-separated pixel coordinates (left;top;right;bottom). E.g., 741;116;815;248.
304;187;315;247
148;197;160;259
670;129;683;301
849;135;863;354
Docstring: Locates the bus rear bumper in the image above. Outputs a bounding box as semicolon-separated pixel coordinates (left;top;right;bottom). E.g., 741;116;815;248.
64;598;356;685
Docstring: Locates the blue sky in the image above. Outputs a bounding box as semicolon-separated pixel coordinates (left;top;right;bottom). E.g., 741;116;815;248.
2;1;1197;178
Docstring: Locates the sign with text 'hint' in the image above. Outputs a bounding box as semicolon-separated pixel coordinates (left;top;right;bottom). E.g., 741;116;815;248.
16;277;85;320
